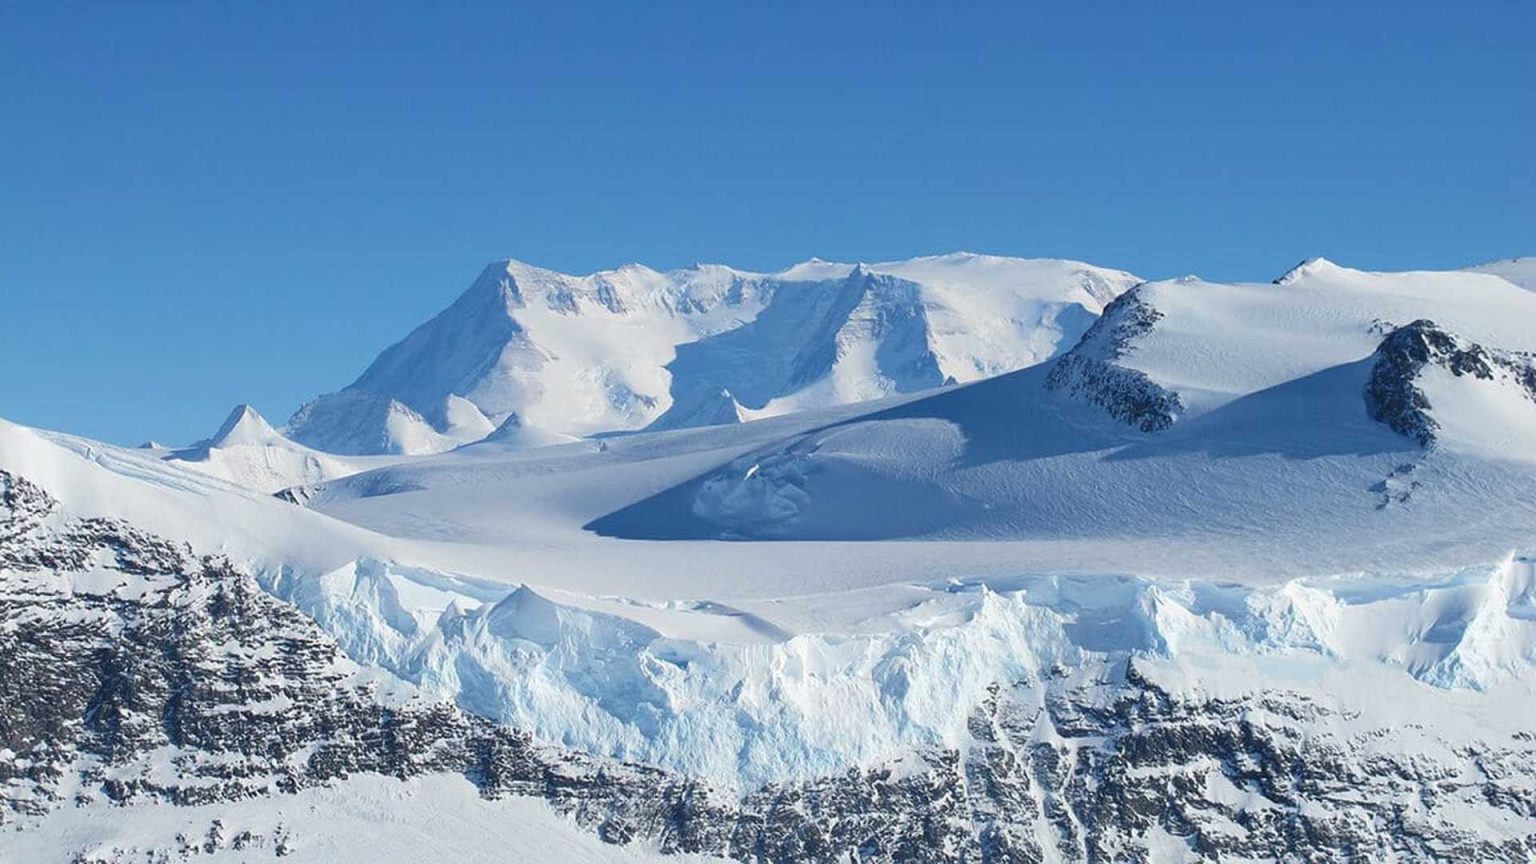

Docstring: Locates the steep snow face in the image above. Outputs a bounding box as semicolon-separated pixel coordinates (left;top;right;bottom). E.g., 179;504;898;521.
285;390;488;456
207;404;280;447
651;255;1124;430
284;254;1140;454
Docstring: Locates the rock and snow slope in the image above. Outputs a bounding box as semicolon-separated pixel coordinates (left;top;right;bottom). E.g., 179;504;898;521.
6;254;1536;861
588;260;1536;554
4;458;1536;862
259;258;1536;795
282;254;1141;454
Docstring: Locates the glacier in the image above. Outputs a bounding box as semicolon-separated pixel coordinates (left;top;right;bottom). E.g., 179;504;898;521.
260;553;1536;790
7;253;1536;861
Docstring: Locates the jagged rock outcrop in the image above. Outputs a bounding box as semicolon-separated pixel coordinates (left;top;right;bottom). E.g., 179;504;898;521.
1366;319;1536;446
5;468;1535;862
1045;289;1183;432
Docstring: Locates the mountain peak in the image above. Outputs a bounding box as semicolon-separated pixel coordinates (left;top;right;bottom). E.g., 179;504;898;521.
209;404;277;448
1274;257;1343;284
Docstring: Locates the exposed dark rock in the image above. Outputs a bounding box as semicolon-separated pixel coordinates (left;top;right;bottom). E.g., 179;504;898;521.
4;469;1534;862
1366;320;1536;447
1046;289;1183;432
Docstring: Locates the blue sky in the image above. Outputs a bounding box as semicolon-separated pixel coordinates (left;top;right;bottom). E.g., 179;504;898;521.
2;1;1532;445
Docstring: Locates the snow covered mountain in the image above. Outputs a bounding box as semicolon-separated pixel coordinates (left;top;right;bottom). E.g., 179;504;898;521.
5;410;1536;862
282;254;1141;454
577;260;1536;558
6;254;1536;862
152;404;402;494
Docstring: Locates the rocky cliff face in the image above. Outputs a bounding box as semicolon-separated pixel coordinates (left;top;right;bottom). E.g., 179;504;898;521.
4;468;1535;862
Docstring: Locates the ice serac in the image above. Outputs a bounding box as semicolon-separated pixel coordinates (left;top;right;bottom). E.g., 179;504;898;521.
283;254;1141;454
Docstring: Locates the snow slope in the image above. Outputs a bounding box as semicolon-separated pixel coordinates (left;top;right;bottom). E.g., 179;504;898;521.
5;775;726;864
583;259;1536;548
175;258;1536;788
6;256;1536;828
10;476;1529;860
283;253;1141;453
1051;257;1536;423
0;414;391;578
6;414;1536;800
1469;256;1536;292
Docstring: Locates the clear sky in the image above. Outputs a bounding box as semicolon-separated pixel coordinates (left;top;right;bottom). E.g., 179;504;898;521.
3;1;1532;445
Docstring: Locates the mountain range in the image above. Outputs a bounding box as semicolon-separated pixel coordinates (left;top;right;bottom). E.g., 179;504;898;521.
6;252;1536;862
281;253;1142;454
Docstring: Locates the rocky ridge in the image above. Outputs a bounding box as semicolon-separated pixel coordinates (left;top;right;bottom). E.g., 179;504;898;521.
1044;288;1184;432
1366;319;1536;447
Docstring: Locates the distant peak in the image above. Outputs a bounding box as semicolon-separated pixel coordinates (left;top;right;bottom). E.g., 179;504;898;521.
773;256;855;279
210;404;278;448
1274;257;1342;284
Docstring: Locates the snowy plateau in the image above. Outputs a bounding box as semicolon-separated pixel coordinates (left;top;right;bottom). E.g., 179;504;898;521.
6;253;1536;862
